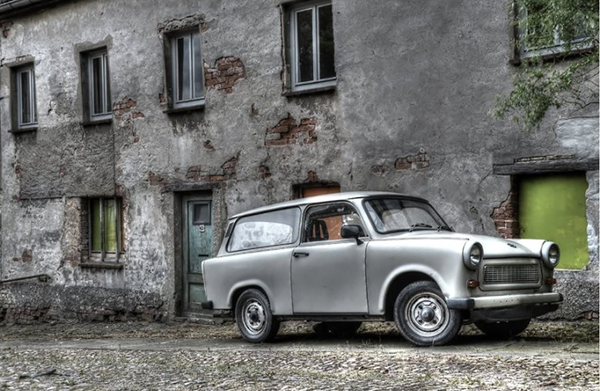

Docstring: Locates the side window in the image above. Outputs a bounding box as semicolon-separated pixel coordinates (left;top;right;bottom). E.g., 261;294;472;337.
287;1;336;92
228;208;301;252
303;203;364;242
14;64;37;130
83;48;112;122
165;29;204;110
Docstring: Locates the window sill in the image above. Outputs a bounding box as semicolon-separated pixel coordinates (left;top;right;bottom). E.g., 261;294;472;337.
510;43;595;66
80;261;124;270
9;126;38;133
81;118;113;127
163;104;205;115
283;85;336;98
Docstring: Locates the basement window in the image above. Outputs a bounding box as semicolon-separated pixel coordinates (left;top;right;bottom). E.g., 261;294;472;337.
82;48;112;123
14;64;37;130
87;197;123;262
165;29;205;110
285;1;336;93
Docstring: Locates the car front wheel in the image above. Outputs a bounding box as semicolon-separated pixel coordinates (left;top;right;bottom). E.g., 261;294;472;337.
475;319;531;339
394;281;461;346
235;289;280;343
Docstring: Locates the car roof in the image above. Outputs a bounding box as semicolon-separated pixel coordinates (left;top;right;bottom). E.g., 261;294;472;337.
230;191;429;219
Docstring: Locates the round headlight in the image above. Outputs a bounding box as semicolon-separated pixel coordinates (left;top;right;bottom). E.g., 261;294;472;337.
542;242;560;268
463;242;483;270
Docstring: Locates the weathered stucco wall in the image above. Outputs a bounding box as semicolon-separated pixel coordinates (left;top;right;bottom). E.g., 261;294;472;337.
0;0;597;323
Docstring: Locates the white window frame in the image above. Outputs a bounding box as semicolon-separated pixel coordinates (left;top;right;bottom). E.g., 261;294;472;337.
170;30;205;109
518;6;593;59
289;1;336;92
87;49;111;122
16;64;37;130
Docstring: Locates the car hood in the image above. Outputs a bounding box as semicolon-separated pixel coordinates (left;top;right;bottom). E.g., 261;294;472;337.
379;231;544;258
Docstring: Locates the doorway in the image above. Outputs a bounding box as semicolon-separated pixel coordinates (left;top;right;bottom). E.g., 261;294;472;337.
181;192;214;313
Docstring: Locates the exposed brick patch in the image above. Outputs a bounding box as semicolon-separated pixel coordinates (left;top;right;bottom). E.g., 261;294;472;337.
581;311;599;320
265;114;318;147
371;165;389;177
113;98;144;121
14;163;21;176
251;103;259;116
13;249;32;263
491;191;520;239
204;57;246;93
186;166;202;181
395;148;430;170
221;155;238;179
148;171;165;186
306;171;319;183
259;164;272;179
0;21;12;38
203;140;215;151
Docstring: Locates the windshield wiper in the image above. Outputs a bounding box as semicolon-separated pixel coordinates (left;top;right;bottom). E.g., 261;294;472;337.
408;223;433;232
436;225;453;232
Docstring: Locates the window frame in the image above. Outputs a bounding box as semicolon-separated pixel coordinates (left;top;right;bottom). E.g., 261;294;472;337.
226;207;302;253
301;201;368;243
288;0;337;92
15;64;37;130
88;197;123;262
167;28;205;110
84;47;112;123
515;4;595;61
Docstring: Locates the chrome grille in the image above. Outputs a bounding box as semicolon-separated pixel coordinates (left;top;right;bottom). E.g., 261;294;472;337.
483;264;540;285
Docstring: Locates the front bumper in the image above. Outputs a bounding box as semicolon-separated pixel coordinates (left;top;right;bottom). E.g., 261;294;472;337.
447;292;563;310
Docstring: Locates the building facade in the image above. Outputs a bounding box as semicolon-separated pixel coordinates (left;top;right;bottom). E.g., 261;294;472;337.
0;0;597;323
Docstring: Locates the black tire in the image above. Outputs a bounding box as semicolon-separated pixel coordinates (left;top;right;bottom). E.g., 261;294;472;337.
394;281;461;346
314;322;362;339
235;289;280;343
475;319;531;339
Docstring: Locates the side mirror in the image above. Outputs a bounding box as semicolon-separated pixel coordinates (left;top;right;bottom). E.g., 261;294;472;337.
341;225;364;245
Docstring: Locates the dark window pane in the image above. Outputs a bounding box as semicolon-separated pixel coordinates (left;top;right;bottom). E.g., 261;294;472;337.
297;9;314;82
92;57;103;114
193;203;210;225
91;199;102;252
20;71;31;124
192;32;203;99
32;72;37;122
318;5;336;79
103;54;111;112
104;199;117;253
177;36;191;101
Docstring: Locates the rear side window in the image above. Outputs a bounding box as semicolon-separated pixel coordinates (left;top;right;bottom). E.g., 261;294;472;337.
228;208;301;252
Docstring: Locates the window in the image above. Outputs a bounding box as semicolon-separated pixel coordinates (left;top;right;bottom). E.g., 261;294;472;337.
288;1;336;92
303;203;365;242
88;197;122;261
516;2;593;59
15;64;37;130
167;29;204;109
85;49;111;122
228;208;301;252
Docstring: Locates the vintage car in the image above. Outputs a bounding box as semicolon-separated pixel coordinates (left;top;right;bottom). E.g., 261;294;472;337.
201;192;562;346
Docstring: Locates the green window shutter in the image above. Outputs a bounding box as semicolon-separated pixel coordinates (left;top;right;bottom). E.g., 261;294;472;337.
519;173;588;269
104;198;117;253
91;198;102;252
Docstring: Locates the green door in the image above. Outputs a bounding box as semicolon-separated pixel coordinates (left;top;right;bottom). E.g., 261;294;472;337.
519;173;588;269
182;194;214;313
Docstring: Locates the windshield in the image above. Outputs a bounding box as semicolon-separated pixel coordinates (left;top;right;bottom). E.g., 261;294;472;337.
364;198;450;234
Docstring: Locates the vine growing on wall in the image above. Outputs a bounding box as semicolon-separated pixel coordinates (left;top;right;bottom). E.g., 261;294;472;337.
491;0;598;130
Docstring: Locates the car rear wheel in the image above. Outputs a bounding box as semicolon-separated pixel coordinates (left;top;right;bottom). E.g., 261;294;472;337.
235;289;280;343
475;319;531;339
394;281;461;346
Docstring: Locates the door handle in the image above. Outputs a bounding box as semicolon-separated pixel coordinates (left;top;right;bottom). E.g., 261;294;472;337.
293;251;309;258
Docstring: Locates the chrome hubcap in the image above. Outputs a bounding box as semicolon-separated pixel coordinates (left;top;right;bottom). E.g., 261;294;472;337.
242;299;266;335
405;292;449;337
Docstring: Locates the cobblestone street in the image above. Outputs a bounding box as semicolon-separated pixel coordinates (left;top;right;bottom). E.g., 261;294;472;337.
0;320;597;390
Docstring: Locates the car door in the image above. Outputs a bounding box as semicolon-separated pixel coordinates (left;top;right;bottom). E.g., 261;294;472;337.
291;202;369;314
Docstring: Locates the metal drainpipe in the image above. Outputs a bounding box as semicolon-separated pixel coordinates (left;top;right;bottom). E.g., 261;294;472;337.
0;274;51;284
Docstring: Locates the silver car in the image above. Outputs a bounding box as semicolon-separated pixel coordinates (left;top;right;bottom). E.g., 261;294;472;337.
201;192;562;346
